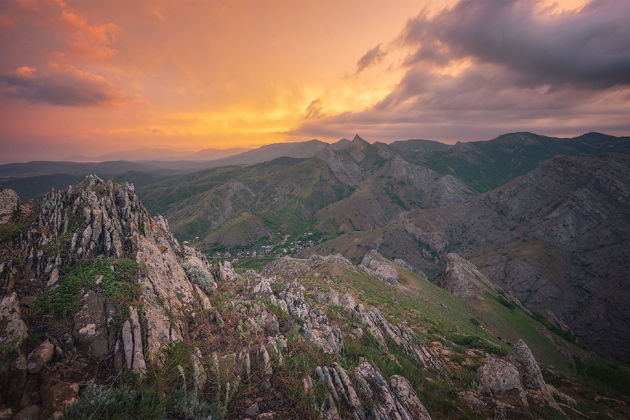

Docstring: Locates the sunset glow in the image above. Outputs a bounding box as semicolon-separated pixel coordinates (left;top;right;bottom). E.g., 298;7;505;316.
1;0;629;161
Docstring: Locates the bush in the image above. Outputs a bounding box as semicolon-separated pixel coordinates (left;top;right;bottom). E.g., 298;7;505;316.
0;222;26;241
62;381;159;420
183;262;214;291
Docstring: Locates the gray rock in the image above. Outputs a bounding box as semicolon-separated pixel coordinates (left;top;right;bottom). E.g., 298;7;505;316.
245;403;260;417
359;249;400;285
27;340;55;374
0;292;28;350
477;357;528;408
0;188;19;223
444;253;493;300
309;361;432;419
506;340;546;391
122;306;146;374
507;340;561;410
219;260;238;282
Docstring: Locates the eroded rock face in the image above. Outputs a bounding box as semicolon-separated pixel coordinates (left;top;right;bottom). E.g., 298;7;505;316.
477;357;528;408
0;292;28;350
307;362;432;420
0;175;216;413
0;188;20;224
359;249;400;285
443;253;492;300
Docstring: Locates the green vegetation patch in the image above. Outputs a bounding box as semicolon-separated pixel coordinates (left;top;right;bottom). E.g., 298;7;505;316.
0;222;27;241
33;258;142;319
64;342;222;420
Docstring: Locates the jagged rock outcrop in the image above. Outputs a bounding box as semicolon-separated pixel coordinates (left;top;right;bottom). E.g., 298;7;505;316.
507;340;560;409
461;339;566;418
0;188;20;224
477;357;528;409
0;175;215;415
0;292;28;351
359;249;400;285
443;253;493;300
260;255;447;371
307;362;432;420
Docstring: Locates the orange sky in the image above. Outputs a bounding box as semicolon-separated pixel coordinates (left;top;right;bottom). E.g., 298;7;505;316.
1;0;628;161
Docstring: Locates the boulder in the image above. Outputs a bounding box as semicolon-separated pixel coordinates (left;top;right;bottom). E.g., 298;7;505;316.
506;340;547;391
477;357;528;408
359;249;400;285
0;292;28;350
507;340;561;410
26;340;55;374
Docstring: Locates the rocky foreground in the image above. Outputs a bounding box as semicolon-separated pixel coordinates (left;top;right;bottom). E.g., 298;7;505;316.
0;177;627;419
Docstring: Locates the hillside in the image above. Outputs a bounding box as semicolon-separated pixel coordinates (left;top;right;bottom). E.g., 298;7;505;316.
135;136;474;254
1;177;628;419
309;154;630;363
415;132;630;192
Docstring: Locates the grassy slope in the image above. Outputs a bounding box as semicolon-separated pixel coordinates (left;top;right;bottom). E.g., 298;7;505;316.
307;262;585;373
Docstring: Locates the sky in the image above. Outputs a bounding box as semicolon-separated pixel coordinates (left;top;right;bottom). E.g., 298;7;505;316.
1;0;629;162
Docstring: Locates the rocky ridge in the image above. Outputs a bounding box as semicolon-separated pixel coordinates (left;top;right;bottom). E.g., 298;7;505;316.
0;177;442;419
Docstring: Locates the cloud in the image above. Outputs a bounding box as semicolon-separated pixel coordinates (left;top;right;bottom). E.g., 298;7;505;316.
304;98;324;119
0;66;127;106
400;0;630;89
292;0;630;141
356;44;385;73
59;8;122;59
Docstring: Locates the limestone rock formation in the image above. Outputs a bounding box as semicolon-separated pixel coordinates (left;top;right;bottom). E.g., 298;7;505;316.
477;357;528;408
0;188;20;224
507;339;560;409
307;362;432;420
443;253;492;299
359;249;400;285
0;175;214;415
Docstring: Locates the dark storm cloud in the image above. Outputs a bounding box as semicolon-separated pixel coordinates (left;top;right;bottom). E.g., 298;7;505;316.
291;0;630;141
356;44;386;73
0;67;125;107
401;0;630;88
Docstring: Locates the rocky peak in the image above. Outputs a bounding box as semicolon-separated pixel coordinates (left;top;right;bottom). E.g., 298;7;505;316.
1;175;216;417
443;253;493;300
351;134;368;145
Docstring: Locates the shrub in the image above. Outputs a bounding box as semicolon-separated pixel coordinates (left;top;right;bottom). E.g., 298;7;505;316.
183;262;214;291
